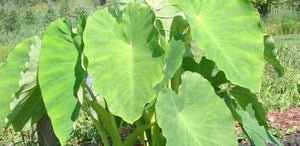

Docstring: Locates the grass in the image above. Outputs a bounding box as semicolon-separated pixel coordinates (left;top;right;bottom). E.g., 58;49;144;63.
258;34;300;111
262;10;300;35
0;110;101;145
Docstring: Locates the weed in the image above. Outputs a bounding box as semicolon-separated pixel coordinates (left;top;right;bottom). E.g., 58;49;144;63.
0;125;38;145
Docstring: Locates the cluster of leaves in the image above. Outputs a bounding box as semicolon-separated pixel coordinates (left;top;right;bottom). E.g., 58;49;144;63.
0;0;286;145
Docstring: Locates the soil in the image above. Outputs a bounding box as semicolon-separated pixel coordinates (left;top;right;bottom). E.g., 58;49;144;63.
237;107;300;146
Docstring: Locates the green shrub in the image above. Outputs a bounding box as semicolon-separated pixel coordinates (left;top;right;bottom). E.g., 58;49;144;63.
263;10;300;35
1;10;19;32
21;7;37;25
42;3;60;26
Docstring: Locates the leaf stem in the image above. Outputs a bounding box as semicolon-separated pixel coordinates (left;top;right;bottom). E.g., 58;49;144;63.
84;83;122;146
172;67;181;94
82;103;110;146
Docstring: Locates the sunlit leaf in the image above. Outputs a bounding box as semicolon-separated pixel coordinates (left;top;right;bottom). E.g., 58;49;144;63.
169;0;265;92
84;2;164;123
156;71;237;146
39;19;82;145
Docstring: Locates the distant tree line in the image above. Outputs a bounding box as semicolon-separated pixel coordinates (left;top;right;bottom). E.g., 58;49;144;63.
250;0;300;16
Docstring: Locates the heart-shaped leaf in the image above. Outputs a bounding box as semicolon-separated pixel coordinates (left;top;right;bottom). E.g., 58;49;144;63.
84;2;164;123
169;0;265;92
156;71;237;145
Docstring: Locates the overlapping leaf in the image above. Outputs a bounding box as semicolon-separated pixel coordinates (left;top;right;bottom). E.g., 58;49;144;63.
156;36;185;93
237;104;282;146
84;2;164;123
146;0;185;42
6;36;47;131
182;56;228;87
0;37;35;133
156;72;237;146
39;19;82;145
169;0;265;92
230;86;268;129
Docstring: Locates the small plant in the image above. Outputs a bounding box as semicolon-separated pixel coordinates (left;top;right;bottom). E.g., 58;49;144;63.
0;0;285;145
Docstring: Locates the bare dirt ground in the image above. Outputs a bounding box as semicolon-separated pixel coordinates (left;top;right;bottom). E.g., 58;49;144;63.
237;107;300;146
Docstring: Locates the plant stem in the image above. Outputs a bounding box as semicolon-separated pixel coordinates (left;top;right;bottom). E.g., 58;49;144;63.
172;67;181;94
108;114;123;145
84;83;122;146
82;104;110;146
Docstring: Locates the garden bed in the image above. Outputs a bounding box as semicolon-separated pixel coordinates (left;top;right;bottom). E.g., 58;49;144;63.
238;107;300;145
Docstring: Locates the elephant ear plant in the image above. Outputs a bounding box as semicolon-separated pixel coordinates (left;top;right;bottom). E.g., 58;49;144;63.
0;0;285;145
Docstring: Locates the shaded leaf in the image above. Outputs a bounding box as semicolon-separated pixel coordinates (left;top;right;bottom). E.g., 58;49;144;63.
182;56;228;87
230;86;268;129
146;0;185;42
156;36;185;93
169;16;189;41
237;104;282;146
6;37;47;131
182;56;215;79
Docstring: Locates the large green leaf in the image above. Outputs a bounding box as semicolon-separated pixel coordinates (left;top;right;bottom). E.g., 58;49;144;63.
0;37;35;133
84;2;164;123
169;0;265;92
156;72;237;146
264;34;284;77
6;36;47;131
39;19;81;145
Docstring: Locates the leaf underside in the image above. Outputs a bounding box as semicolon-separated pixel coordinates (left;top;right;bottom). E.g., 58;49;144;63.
6;37;47;132
0;37;35;133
